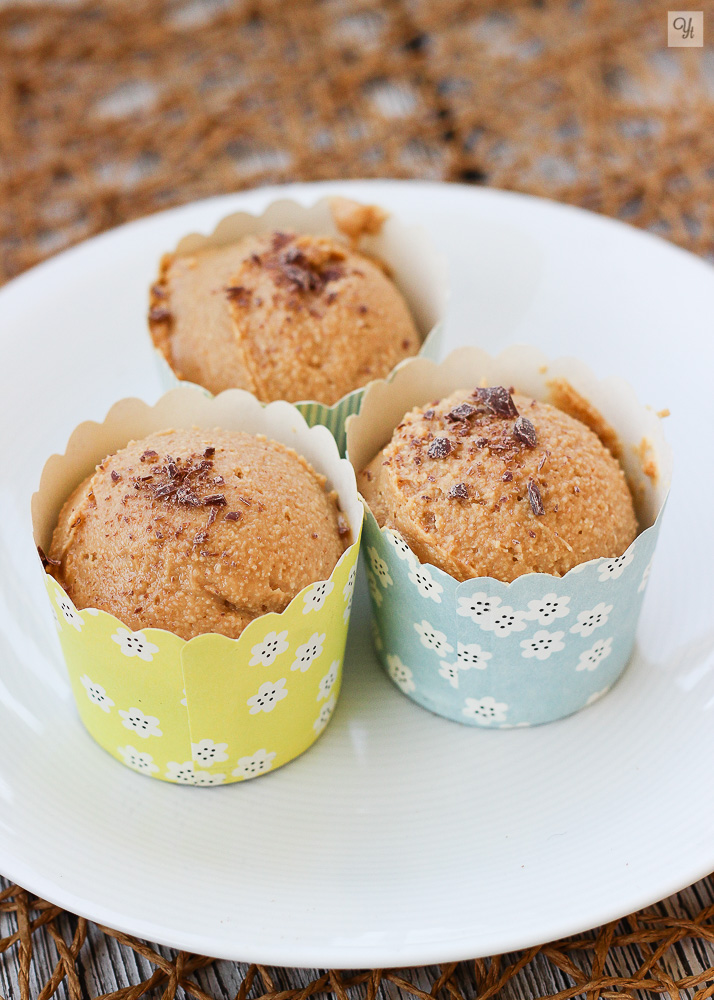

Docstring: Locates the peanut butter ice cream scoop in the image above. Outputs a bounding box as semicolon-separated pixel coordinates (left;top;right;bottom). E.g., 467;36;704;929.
149;230;420;405
49;429;348;640
359;386;637;582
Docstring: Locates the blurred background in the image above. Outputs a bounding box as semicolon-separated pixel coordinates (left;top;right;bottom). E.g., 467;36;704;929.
1;0;713;286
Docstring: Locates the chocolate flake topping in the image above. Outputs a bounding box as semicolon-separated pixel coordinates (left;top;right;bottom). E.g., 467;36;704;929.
140;450;158;462
149;306;171;323
133;454;228;508
37;545;61;569
263;235;345;297
472;386;519;418
527;479;545;516
502;470;513;482
204;447;215;458
448;482;469;499
446;402;478;423
427;437;452;459
193;530;208;547
111;470;122;483
513;416;537;448
225;285;251;306
225;511;242;521
423;409;435;420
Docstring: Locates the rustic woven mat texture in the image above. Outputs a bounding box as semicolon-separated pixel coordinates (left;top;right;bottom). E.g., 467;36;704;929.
1;0;713;997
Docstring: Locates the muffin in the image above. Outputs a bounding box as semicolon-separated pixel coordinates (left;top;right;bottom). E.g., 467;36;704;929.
358;386;638;582
149;229;420;405
48;428;348;641
34;388;363;784
346;348;670;727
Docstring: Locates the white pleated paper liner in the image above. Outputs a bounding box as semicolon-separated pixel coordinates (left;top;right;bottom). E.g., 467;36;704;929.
346;347;672;727
32;386;364;784
151;196;447;454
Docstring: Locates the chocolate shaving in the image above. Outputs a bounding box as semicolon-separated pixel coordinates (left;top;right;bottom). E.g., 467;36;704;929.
37;545;61;569
427;437;452;459
225;511;242;521
193;530;208;546
207;507;217;526
448;482;469;499
140;450;158;462
472;386;519;418
502;470;513;482
527;479;545;516
225;285;251;306
111;470;121;483
148;307;171;323
202;494;227;506
513;416;537;448
446;402;477;422
238;495;252;506
538;450;550;471
204;447;215;458
423;409;435;420
271;231;292;252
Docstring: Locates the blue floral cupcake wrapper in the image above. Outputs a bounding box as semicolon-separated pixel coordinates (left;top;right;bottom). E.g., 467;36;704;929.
347;346;672;727
364;511;663;727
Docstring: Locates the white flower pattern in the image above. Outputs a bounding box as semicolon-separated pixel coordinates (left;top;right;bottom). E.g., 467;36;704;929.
387;530;415;563
386;654;415;693
367;546;393;587
55;591;83;631
585;685;612;705
249;629;289;667
457;594;527;635
638;557;653;593
438;661;460;688
413;619;454;655
232;749;277;779
191;739;229;765
302;580;334;613
119;707;162;739
247;678;288;714
80;675;114;713
598;549;634;581
165;761;225;785
524;594;570;625
577;636;614;671
290;633;325;672
343;565;356;623
313;694;337;734
407;563;443;602
457;642;492;669
117;745;159;775
520;629;566;661
570;602;613;636
317;660;339;701
111;627;159;661
463;696;508;724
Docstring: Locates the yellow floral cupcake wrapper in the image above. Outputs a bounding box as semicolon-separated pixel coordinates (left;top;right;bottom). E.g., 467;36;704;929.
34;387;363;785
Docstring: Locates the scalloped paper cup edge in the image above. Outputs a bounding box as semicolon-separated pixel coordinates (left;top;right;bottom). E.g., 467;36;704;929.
151;196;448;453
346;346;672;727
32;386;364;784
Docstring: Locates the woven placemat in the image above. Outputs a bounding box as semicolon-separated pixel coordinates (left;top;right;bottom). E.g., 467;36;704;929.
1;1;713;997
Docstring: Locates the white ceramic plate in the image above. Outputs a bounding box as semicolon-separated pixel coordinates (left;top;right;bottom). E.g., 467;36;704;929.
0;181;711;969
